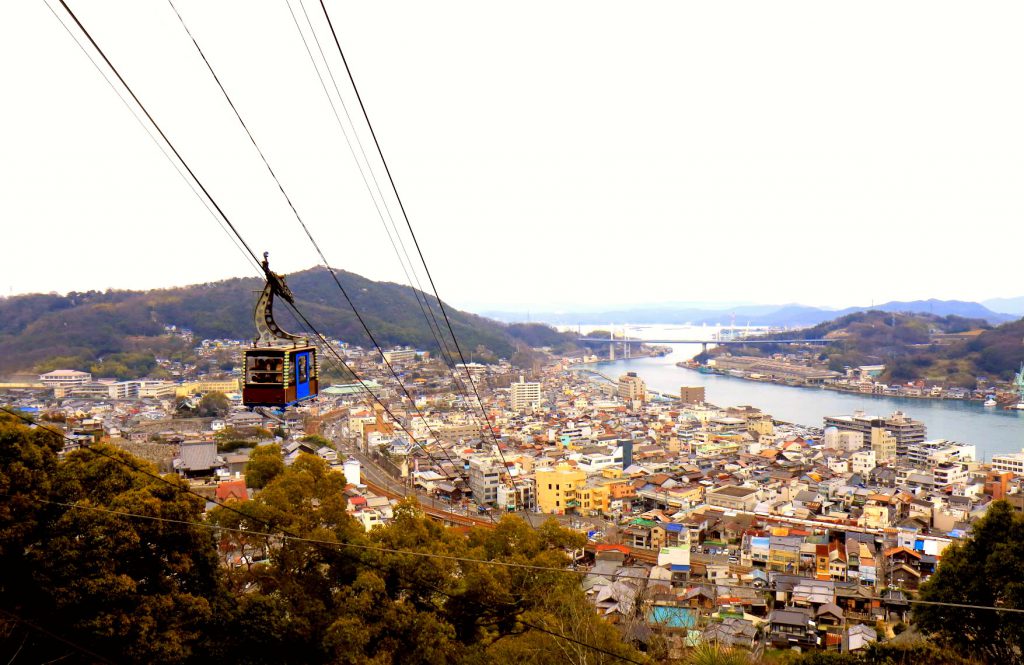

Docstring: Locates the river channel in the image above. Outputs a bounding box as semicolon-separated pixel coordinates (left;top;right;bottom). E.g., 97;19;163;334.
570;324;1024;459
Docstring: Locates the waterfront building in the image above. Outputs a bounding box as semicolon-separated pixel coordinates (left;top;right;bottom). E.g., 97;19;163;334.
679;386;706;404
617;372;646;403
824;411;925;456
991;450;1024;476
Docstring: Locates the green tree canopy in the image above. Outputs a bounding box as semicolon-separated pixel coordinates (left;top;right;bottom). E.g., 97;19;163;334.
914;499;1024;663
0;412;228;664
0;416;642;664
213;453;647;664
245;443;286;489
198;390;231;418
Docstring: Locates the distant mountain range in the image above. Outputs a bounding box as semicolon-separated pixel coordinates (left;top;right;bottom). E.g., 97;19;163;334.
982;296;1024;316
0;267;575;377
484;299;1020;327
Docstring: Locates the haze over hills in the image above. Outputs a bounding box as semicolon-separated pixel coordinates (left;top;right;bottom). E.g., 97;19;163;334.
982;296;1024;316
0;267;576;377
485;299;1019;327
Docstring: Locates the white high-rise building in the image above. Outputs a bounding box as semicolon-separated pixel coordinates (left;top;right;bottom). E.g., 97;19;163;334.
510;376;542;412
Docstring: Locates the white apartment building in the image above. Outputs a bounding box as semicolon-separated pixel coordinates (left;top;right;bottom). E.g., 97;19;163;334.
575;446;624;472
827;457;851;474
510;376;542;412
497;478;536;512
932;463;969;487
906;440;976;468
382;348;418;364
992;450;1024;475
39;369;92;388
851;450;877;476
468;456;505;506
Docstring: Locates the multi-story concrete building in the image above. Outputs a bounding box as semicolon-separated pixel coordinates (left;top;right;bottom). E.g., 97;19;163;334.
39;369;92;391
536;463;586;514
617;372;646;403
510;376;542;412
992;450;1024;475
497;477;536;512
932;463;969;487
468;456;506;506
851;450;877;476
839;431;864;452
382;348;418;364
905;440;976;468
824;411;925;456
679;386;705;404
870;426;897;463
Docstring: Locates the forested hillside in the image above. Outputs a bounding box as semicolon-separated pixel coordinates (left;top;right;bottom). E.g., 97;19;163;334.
0;267;577;376
0;413;643;664
717;310;1024;386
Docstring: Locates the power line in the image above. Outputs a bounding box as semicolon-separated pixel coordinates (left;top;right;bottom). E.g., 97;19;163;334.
54;0;260;268
52;1;476;504
284;0;463;380
16;492;1024;665
277;300;494;513
517;620;647;665
42;0;261;276
165;0;465;457
7;493;638;665
0;607;118;665
164;0;466;472
314;0;523;501
157;8;492;512
0;420;635;662
17;490;1024;618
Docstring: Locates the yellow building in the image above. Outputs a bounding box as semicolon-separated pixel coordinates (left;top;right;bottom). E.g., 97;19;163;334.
536;463;586;514
870;426;897;463
577;483;610;515
176;378;240;397
749;416;775;437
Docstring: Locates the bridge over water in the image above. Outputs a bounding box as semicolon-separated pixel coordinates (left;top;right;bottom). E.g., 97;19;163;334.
577;336;831;359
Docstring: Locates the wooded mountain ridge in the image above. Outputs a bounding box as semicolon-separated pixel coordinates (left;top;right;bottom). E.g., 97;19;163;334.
721;310;1024;386
0;267;575;377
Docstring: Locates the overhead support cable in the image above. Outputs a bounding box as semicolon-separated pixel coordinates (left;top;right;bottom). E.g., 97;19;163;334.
54;1;478;502
282;0;466;384
54;0;261;269
314;0;524;505
165;1;476;492
42;0;261;275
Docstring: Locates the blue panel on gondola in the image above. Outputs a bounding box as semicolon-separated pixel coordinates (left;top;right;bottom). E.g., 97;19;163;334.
294;350;312;401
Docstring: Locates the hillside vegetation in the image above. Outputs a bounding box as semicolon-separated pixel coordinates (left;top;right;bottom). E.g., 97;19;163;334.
0;267;577;377
720;310;1024;387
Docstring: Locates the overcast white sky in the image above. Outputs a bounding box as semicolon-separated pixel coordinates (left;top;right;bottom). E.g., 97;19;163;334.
2;1;1023;313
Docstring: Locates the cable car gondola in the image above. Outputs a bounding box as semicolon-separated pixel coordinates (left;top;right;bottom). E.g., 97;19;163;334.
242;254;318;409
